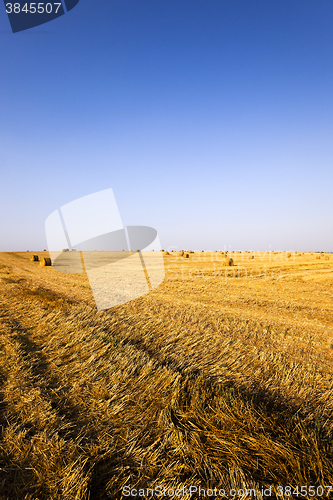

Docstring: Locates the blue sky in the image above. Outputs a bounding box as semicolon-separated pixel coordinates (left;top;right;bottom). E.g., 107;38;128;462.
1;0;332;252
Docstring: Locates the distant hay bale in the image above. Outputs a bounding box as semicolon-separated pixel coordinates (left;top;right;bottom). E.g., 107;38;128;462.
223;257;234;266
287;253;292;258
316;256;320;260
62;248;69;252
180;250;184;257
325;256;329;260
249;255;254;260
40;257;51;267
164;251;170;256
30;255;39;262
184;253;189;258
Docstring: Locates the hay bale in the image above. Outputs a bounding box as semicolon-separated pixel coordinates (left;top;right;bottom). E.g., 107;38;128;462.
30;255;39;262
62;248;69;252
316;256;320;260
164;251;170;256
325;256;329;260
180;250;184;257
40;257;51;267
184;253;189;258
223;257;234;266
287;253;292;258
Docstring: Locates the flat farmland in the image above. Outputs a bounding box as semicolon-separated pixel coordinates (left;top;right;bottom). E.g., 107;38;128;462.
1;250;333;499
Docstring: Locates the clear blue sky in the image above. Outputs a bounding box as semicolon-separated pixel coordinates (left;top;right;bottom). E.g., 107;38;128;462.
1;0;332;252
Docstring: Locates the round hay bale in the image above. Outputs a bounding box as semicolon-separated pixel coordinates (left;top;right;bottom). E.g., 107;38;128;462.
184;253;189;258
164;251;170;256
325;256;329;260
316;256;320;260
180;250;184;257
62;248;69;252
40;257;51;267
30;255;39;262
229;257;234;266
287;253;292;258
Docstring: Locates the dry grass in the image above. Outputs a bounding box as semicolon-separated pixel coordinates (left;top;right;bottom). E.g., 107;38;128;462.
0;251;333;499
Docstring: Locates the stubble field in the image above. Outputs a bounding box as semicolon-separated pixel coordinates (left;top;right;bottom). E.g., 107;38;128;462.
0;250;333;499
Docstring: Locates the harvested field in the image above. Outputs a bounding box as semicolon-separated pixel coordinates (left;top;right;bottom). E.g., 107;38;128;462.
0;251;333;499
